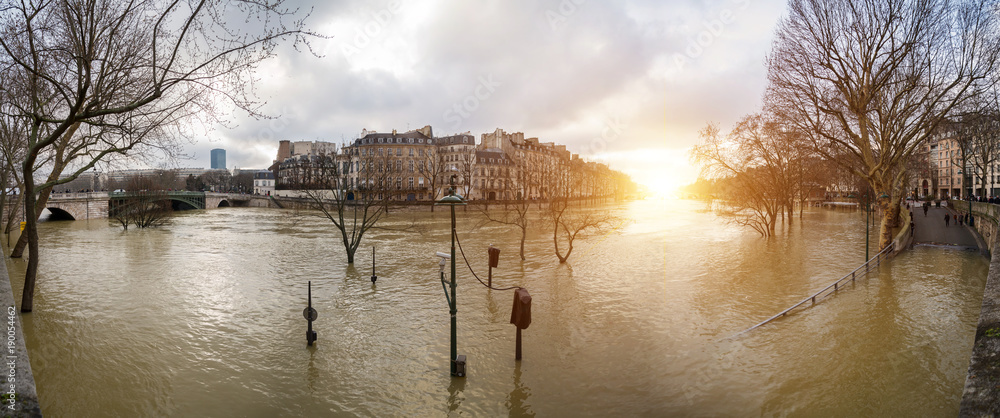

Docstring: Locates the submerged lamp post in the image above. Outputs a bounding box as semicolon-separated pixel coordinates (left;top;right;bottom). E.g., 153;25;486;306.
304;281;318;346
436;174;466;377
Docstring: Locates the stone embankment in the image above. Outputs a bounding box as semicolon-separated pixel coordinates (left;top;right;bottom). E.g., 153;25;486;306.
0;259;41;417
956;201;1000;415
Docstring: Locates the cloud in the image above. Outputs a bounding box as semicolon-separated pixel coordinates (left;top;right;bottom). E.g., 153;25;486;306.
177;0;787;187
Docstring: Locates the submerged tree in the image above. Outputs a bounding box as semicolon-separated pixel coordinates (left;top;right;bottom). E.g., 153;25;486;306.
766;0;1000;249
478;156;534;260
0;0;317;311
691;115;801;237
301;151;393;264
545;160;619;264
110;176;172;230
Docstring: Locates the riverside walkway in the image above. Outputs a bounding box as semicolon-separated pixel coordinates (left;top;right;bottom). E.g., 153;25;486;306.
910;203;980;250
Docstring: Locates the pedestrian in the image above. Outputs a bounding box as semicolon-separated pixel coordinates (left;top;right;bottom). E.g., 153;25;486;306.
945;213;950;227
923;203;929;217
959;214;964;226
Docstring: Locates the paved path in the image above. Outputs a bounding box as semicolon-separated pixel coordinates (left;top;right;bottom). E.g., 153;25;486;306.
909;203;980;249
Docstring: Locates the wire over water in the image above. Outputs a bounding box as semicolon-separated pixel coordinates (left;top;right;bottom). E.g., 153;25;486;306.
454;230;521;291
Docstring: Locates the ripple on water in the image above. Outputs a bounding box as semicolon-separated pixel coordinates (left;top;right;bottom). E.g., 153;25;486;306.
7;202;990;416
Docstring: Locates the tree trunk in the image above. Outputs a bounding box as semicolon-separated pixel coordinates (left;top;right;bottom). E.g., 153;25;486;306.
346;243;356;264
11;183;57;258
519;227;526;261
878;197;901;250
553;222;567;263
20;163;38;312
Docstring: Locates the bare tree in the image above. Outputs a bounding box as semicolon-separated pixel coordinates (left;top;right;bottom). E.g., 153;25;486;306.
110;175;172;230
479;156;533;260
546;161;618;264
417;146;447;211
0;0;317;311
0;107;26;238
231;171;253;194
457;146;476;199
304;151;392;264
766;0;1000;249
691;116;798;237
958;103;1000;197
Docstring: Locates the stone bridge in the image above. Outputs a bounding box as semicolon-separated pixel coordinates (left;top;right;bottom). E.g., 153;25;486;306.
46;191;270;220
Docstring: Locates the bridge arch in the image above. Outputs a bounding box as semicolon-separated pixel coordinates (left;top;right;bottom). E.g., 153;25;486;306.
44;207;76;221
218;200;231;208
170;199;200;211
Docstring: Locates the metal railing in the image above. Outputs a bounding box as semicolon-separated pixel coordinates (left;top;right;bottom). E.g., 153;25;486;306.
731;241;896;337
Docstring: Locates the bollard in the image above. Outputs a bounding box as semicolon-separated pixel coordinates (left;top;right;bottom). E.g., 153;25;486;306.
371;246;378;283
487;245;500;287
304;281;318;346
510;288;531;360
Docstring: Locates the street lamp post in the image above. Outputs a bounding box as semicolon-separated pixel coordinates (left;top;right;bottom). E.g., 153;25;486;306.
436;174;466;377
959;169;974;227
865;190;872;262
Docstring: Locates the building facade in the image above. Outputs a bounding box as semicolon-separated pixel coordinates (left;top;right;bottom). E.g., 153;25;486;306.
273;125;631;203
211;149;226;170
253;171;275;196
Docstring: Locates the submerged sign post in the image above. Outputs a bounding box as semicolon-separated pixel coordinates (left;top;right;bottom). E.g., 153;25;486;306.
304;281;317;346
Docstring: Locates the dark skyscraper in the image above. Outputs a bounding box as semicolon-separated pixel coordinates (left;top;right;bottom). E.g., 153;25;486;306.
211;149;226;169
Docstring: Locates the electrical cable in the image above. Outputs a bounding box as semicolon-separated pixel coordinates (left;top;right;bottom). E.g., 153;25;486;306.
453;229;521;291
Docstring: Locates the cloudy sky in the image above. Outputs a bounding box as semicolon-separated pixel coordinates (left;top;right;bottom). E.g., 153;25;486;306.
179;0;788;195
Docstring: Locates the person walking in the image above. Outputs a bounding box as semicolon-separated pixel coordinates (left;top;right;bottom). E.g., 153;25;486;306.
923;203;929;217
945;213;951;227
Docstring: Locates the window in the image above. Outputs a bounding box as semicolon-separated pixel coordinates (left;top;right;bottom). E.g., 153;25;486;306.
396;178;402;189
409;161;414;172
419;177;424;186
379;148;384;156
396;148;402;156
419;149;424;157
409;177;414;188
396;160;402;171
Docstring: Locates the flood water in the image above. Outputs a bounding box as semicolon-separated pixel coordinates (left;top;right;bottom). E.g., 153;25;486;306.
3;199;989;416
